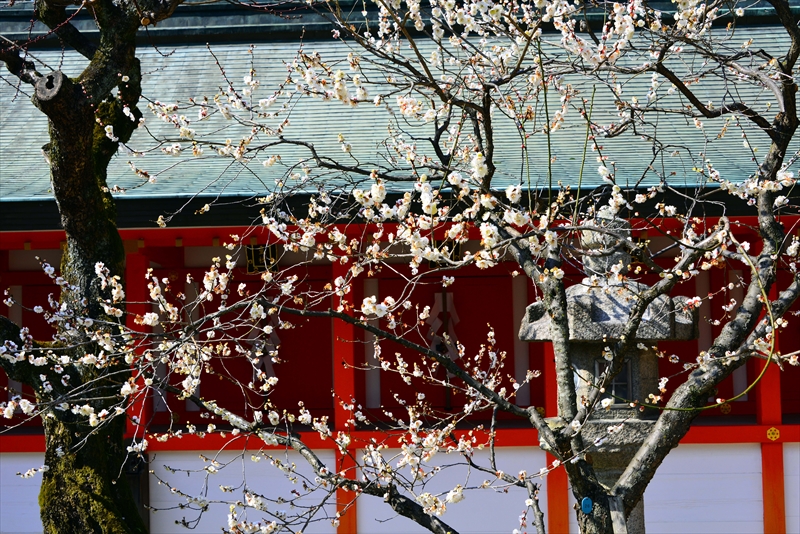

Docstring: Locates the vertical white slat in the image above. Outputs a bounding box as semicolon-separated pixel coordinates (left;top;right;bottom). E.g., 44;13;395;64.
512;275;531;406
644;443;763;533
357;447;548;534
7;286;23;400
364;278;381;409
184;281;201;411
149;450;337;534
729;270;748;401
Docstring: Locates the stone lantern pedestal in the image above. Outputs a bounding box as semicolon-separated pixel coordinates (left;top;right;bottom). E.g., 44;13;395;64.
519;219;698;533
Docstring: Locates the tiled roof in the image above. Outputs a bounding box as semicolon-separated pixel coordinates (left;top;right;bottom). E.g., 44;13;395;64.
1;25;797;203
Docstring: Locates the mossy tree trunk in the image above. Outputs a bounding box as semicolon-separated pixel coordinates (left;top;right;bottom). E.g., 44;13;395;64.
39;413;145;533
1;0;183;531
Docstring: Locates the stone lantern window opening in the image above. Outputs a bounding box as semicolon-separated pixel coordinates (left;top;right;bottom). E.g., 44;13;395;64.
595;359;632;405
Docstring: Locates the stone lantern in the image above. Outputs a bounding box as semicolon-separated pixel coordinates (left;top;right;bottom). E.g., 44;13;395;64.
519;218;698;534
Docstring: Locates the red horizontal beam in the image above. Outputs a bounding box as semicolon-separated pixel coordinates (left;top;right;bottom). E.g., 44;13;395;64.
144;430;332;451
1;216;777;251
0;434;45;453
0;228;260;251
3;424;797;454
681;424;800;444
0;230;66;251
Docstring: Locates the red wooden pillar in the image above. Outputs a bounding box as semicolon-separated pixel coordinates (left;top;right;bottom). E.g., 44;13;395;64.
757;304;786;534
335;449;358;533
124;244;151;438
544;342;571;533
332;259;358;534
761;441;786;534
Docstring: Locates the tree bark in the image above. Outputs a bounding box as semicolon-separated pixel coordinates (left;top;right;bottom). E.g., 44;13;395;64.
37;77;146;533
40;416;146;534
0;1;166;529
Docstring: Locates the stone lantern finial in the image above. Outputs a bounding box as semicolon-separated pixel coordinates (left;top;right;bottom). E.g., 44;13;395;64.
580;216;632;280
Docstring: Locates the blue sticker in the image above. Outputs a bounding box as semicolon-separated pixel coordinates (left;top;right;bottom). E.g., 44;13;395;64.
581;497;593;514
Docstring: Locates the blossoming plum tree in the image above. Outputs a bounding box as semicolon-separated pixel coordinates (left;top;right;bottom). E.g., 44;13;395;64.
3;0;800;533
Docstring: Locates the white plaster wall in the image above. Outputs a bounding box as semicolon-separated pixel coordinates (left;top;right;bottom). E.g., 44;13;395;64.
644;443;763;533
568;444;764;534
149;449;337;534
356;446;548;534
3;442;789;533
785;443;800;534
0;453;45;534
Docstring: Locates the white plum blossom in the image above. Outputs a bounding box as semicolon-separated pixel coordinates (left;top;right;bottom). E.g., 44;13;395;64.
446;485;465;504
479;222;500;249
120;382;138;397
140;312;159;327
18;399;35;415
505;184;522;203
251;302;267;321
104;125;118;142
598;165;612;183
361;295;395;317
471;152;489;180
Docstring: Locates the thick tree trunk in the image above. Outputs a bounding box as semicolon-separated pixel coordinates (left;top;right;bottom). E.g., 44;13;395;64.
1;1;173;529
574;493;615;534
40;415;146;534
28;55;145;532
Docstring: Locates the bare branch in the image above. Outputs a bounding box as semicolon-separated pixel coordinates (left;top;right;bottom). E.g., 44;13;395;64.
0;46;42;85
653;63;779;143
33;0;98;59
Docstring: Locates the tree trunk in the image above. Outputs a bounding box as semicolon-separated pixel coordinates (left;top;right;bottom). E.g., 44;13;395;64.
31;65;145;534
39;415;146;534
0;2;165;529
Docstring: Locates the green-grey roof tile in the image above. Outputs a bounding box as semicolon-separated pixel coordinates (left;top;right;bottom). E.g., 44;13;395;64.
2;26;798;203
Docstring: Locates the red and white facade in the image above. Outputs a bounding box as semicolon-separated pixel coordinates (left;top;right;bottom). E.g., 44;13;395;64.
2;218;799;534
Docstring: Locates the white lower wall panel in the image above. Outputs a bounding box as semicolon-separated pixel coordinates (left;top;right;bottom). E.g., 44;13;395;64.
644;443;763;533
356;447;548;534
786;443;800;534
149;449;337;534
569;444;764;534
0;453;45;534
3;442;794;533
